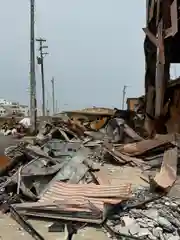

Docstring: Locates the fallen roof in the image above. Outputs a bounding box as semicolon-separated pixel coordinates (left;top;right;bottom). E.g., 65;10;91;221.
63;107;115;117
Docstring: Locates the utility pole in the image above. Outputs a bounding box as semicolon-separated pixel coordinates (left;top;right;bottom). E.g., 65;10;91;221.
51;77;55;115
36;38;48;116
55;100;58;113
30;0;37;133
122;85;127;110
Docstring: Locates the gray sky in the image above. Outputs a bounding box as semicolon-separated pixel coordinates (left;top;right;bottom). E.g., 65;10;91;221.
0;0;148;111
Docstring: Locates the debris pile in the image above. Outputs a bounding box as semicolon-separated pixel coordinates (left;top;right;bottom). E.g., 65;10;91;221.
107;187;180;240
0;107;180;239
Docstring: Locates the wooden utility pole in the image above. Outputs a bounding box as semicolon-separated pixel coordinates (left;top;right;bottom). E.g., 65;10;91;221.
122;85;127;110
51;77;55;115
30;0;37;133
36;38;48;116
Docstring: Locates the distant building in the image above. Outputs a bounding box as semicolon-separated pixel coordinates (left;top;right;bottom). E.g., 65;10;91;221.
0;98;29;117
0;98;12;106
126;98;139;111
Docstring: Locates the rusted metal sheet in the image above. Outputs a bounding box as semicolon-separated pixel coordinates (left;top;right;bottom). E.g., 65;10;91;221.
0;155;10;169
40;181;131;200
16;212;102;224
12;173;131;224
15;200;102;212
104;143;148;168
118;137;173;156
153;147;177;190
14;181;129;222
41;195;123;208
105;143;134;163
13;201;103;224
39;197;107;210
90;117;108;131
113;151;146;168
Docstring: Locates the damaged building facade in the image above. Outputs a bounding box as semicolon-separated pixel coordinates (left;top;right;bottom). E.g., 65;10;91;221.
144;0;180;135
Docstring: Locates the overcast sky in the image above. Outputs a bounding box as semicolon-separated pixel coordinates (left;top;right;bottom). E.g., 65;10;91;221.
0;1;150;111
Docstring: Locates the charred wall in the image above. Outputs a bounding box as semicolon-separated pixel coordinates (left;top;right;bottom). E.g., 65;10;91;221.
144;0;180;135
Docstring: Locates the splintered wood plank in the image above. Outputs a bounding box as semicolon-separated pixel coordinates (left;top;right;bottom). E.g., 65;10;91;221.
171;0;178;36
154;147;177;189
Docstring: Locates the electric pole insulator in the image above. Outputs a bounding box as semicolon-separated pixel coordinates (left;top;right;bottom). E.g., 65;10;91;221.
37;57;42;64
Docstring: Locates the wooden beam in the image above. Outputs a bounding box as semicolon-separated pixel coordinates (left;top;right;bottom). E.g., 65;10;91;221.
142;27;158;47
155;20;165;117
149;0;155;22
171;0;178;36
156;0;161;26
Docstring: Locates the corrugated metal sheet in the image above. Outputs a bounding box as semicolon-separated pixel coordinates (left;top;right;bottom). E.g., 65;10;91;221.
37;181;131;211
15;201;99;212
40;181;131;199
15;181;130;212
39;195;123;210
14;181;131;223
15;198;104;211
13;180;131;224
14;201;103;223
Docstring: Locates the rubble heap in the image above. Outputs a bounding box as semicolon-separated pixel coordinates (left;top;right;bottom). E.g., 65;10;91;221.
0;107;179;239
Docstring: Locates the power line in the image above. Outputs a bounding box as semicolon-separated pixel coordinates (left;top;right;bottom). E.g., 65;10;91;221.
36;38;48;116
30;0;37;133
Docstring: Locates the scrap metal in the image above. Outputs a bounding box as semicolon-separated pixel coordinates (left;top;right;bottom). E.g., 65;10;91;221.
0;106;179;239
13;201;103;224
38;181;131;206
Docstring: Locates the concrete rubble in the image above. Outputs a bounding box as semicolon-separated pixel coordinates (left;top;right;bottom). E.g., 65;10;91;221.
0;107;180;239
